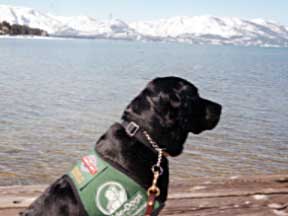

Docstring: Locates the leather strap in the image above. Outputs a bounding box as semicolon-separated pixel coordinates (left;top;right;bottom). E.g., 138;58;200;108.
144;191;157;216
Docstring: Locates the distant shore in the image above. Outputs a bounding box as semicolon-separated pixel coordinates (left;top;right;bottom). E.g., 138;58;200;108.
0;35;63;40
1;174;287;216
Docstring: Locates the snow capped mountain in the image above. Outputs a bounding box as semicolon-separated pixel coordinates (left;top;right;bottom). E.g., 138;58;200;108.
0;5;138;39
54;15;138;39
131;16;244;37
1;5;288;47
130;16;288;47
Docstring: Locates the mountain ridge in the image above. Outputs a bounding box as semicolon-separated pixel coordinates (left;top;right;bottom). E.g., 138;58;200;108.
1;4;288;47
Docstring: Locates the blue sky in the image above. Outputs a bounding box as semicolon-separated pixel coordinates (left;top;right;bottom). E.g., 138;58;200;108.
2;0;288;24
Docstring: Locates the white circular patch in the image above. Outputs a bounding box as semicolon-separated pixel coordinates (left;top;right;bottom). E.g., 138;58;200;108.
95;181;128;215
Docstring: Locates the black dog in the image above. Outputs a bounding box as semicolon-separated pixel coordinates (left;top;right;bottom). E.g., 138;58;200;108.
20;76;221;216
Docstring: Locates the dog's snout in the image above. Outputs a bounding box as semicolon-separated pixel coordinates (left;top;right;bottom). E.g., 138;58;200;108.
204;100;222;129
206;103;221;119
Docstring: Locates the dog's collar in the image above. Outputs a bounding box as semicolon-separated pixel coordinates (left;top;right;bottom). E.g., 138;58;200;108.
121;120;164;153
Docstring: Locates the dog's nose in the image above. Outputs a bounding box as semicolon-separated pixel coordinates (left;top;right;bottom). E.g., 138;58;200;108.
205;101;222;129
207;103;221;119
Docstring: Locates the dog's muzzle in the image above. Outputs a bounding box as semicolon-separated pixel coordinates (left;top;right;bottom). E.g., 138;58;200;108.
204;100;222;130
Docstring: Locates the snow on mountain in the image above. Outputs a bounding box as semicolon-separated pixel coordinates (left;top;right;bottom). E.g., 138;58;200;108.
53;15;138;39
130;16;244;37
0;5;138;39
1;5;288;47
130;16;288;47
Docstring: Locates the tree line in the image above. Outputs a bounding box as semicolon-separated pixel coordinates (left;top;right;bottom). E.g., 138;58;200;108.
0;21;48;36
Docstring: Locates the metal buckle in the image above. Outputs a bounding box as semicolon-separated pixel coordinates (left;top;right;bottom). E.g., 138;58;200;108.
125;121;140;137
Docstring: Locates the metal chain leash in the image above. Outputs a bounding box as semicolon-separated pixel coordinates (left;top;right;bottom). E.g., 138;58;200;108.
142;130;164;215
123;121;164;215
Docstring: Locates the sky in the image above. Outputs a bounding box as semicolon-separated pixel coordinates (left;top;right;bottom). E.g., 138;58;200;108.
1;0;288;25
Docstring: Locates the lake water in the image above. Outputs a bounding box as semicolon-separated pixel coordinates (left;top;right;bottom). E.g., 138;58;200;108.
0;38;287;186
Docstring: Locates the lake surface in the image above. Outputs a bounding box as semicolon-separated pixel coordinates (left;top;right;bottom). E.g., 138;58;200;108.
0;38;287;186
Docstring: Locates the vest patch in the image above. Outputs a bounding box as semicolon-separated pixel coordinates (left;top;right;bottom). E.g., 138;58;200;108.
112;191;147;216
96;181;128;215
71;166;85;185
82;154;98;175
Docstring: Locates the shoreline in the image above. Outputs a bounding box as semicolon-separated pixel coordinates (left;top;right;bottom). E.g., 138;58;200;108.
0;35;67;40
1;174;287;215
0;35;287;48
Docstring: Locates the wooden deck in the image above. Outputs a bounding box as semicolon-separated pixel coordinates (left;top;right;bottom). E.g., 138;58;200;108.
0;174;287;215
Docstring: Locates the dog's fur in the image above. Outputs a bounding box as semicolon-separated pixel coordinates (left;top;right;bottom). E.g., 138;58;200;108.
20;77;221;216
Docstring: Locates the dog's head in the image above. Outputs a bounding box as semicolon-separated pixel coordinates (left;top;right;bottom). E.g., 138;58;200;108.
122;76;221;156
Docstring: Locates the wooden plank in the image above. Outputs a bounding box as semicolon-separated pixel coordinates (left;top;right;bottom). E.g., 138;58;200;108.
0;174;287;215
161;174;288;216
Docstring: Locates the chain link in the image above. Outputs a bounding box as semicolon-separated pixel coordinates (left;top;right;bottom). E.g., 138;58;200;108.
142;130;163;174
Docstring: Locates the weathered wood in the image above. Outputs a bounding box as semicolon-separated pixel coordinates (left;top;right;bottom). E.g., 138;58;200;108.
0;174;287;215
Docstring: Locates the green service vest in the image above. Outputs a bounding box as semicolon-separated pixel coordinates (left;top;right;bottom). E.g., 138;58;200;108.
68;150;161;216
